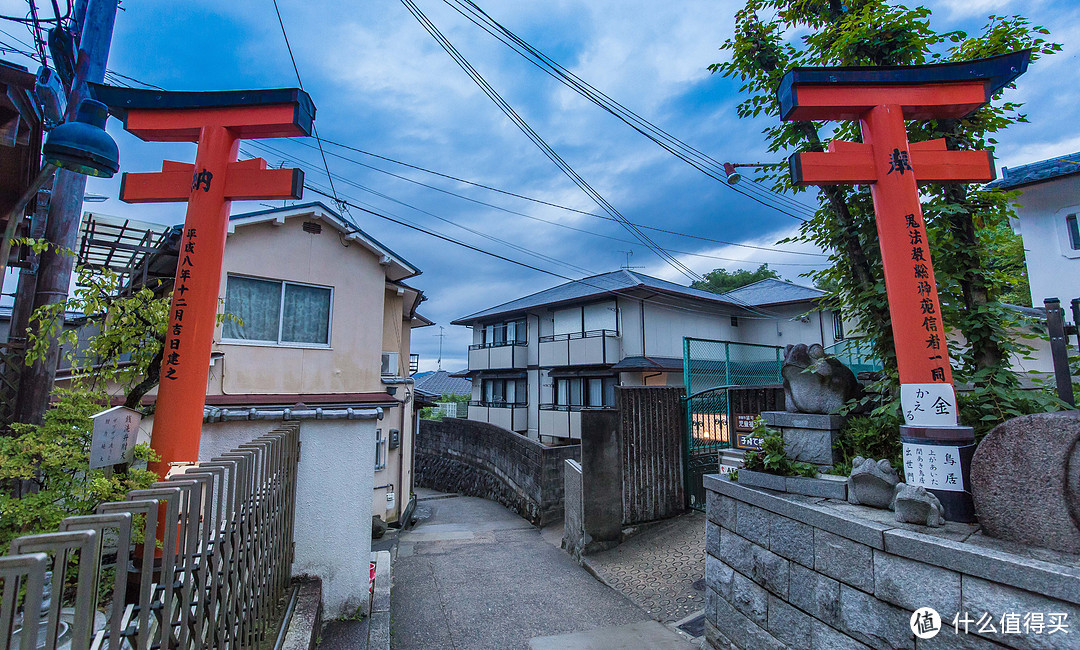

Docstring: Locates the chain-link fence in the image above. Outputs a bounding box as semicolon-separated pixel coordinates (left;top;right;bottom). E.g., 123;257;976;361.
682;338;783;509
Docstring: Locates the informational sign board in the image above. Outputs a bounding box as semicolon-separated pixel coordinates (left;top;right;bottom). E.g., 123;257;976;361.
734;413;758;433
901;442;964;492
734;431;764;452
90;405;142;469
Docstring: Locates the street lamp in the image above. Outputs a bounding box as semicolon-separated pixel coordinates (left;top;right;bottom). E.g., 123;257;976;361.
723;162;775;185
42;99;119;177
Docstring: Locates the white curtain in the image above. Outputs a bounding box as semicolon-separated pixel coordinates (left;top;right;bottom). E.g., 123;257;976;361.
282;284;331;344
223;276;280;341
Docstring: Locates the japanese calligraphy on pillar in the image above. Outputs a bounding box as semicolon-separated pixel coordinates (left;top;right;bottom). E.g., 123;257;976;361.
164;227;197;382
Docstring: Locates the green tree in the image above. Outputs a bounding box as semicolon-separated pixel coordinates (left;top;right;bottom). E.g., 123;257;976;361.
711;1;1063;431
691;263;781;294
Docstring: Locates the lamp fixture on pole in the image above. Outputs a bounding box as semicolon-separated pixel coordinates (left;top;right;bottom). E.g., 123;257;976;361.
722;162;776;185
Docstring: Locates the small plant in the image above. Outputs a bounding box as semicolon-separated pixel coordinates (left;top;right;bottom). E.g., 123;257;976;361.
829;413;903;476
741;418;818;478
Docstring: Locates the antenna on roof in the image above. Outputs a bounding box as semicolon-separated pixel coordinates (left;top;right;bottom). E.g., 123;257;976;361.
618;250;644;270
435;326;446;370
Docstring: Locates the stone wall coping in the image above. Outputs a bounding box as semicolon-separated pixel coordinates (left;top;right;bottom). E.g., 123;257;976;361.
883;528;1080;606
706;474;889;549
706;474;1080;606
761;410;844;429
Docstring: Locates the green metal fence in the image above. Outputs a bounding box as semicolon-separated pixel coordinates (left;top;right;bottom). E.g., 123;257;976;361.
823;338;884;375
682;338;783;510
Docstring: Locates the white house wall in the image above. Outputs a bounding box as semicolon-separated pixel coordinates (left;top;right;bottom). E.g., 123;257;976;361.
641;299;737;357
1012;175;1080;306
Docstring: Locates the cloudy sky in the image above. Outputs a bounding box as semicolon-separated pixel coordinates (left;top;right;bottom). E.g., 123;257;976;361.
1;0;1078;372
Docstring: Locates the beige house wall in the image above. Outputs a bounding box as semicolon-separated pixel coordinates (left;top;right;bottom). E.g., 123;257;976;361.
212;218;387;395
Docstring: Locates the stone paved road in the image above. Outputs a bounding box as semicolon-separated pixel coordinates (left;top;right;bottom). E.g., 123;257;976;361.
582;511;706;624
391;491;662;649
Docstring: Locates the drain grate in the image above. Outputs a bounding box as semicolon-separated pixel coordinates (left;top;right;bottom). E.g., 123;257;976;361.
677;613;706;638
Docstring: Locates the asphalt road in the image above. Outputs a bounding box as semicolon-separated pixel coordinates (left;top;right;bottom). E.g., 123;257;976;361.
390;491;649;649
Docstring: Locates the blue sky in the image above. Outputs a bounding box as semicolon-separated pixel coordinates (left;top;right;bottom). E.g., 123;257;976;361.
1;0;1078;372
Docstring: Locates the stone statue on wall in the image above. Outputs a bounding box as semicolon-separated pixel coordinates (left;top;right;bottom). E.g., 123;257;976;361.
782;343;863;415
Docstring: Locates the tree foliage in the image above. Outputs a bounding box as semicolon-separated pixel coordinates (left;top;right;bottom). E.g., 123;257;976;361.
0;388;159;548
691;263;780;294
711;1;1065;432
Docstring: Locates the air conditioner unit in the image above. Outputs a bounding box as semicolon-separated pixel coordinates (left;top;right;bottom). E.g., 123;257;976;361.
381;352;399;376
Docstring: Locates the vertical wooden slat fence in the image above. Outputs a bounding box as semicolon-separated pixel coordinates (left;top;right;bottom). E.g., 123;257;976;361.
0;423;299;649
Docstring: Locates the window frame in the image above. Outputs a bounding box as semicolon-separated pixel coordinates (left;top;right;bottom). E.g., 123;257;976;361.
1067;213;1080;251
221;273;334;348
375;428;387;470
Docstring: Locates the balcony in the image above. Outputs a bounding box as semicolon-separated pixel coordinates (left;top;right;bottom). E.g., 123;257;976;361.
538;404;616;440
538;330;620;367
468;341;528;370
468;400;528;432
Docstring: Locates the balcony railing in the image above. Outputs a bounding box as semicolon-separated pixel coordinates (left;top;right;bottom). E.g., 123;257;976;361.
468;340;527;350
470;399;528;408
537;329;617;343
538;403;616;411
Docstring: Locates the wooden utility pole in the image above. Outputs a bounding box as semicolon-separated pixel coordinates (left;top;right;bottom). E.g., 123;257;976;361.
16;0;117;424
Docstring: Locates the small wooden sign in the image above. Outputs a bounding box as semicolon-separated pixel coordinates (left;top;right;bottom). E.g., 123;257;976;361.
90;406;142;469
734;432;765;452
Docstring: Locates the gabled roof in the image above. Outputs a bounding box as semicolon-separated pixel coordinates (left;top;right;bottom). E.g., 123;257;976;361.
225;202;421;282
452;270;824;325
985;153;1080;191
452;270;739;324
718;278;825;307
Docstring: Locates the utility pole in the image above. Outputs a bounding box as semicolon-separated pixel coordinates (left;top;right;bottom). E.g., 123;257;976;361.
16;0;118;424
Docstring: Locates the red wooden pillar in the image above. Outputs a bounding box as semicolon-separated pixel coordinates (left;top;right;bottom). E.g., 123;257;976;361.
776;52;1030;520
91;86;314;477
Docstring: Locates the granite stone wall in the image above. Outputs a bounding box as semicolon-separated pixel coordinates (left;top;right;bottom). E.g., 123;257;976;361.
705;474;1080;650
416;418;579;526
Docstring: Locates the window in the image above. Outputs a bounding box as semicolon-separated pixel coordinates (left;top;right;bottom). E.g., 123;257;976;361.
482;318;526;346
1068;213;1080;251
482;377;526;405
555;377;617;407
832;310;845;341
375;428;386;470
730;316;739;327
223;275;332;346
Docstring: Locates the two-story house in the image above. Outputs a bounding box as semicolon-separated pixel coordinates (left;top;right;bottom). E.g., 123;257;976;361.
452;270;841;443
77;202;431;526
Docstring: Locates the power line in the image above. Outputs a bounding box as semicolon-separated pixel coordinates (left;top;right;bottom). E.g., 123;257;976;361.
301;180;792;321
246;139;823;268
290;136;828;258
401;0;702;283
269;0;342;211
441;0;818;221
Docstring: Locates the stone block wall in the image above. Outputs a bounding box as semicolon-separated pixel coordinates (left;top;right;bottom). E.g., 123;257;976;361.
705;474;1080;650
416;418;579;526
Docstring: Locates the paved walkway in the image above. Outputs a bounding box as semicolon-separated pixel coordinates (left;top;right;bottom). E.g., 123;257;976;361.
580;511;707;624
390;490;697;649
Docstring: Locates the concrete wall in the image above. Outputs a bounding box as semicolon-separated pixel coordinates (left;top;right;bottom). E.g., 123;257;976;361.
415;418;579;526
704;474;1080;650
197;418;377;619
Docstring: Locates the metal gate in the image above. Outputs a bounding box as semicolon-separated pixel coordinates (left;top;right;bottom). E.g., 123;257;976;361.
683;338;783;510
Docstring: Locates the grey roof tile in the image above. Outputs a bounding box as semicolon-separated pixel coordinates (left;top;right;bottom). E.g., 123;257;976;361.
718;278;825;306
985;152;1080;190
414;370;472;397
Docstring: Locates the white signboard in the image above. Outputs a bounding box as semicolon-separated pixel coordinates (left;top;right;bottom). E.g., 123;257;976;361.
900;383;958;426
90;406;142;469
902;442;964;492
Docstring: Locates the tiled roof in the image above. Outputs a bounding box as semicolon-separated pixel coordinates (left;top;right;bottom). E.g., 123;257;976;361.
414;370;472;397
717;278;825;307
609;356;684;372
985;153;1080;190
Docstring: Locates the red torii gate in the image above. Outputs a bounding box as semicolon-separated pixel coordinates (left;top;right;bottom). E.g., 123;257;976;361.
777;51;1029;519
91;86;313;477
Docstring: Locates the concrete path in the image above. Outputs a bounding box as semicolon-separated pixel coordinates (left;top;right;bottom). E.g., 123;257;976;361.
390;490;696;649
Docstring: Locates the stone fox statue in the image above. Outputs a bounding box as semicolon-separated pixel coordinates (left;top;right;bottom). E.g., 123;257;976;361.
782;343;863;415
